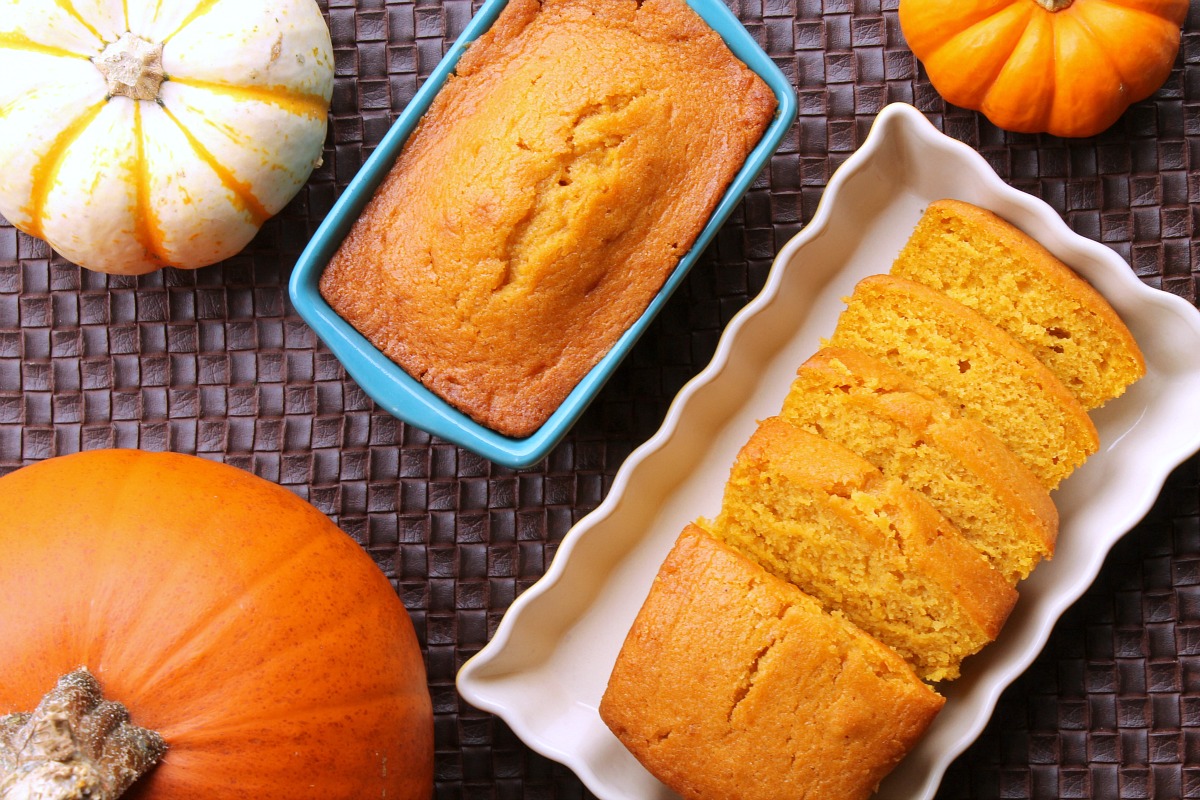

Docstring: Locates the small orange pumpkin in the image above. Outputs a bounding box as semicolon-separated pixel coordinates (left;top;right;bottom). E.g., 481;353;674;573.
0;450;434;800
899;0;1189;137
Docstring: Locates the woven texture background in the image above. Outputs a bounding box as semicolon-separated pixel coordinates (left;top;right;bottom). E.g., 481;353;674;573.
2;0;1199;797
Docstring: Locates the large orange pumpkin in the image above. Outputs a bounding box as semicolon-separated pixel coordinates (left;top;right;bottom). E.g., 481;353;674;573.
0;450;434;799
899;0;1189;137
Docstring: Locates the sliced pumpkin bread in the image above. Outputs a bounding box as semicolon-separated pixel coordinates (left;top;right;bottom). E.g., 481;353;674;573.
891;199;1145;409
828;274;1098;489
707;417;1016;682
600;524;945;800
781;347;1057;583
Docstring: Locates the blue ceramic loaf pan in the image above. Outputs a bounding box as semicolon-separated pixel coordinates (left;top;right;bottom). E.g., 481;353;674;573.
288;0;798;468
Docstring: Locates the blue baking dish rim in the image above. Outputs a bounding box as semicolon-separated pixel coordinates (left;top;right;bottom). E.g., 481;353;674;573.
289;0;798;469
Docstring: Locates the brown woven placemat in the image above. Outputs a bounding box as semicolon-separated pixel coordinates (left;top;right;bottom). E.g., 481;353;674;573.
2;0;1198;797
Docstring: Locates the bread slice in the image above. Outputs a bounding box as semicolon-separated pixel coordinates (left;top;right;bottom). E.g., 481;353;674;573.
600;524;945;800
891;199;1145;409
828;275;1098;489
781;347;1057;583
708;417;1016;682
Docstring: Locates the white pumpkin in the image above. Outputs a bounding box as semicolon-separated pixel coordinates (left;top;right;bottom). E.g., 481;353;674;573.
0;0;334;274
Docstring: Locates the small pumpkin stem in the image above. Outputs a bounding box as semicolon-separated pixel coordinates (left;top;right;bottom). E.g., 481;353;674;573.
1032;0;1073;10
0;669;165;800
93;33;166;102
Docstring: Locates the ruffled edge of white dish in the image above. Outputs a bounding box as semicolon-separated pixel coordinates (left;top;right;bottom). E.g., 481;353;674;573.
457;103;1200;800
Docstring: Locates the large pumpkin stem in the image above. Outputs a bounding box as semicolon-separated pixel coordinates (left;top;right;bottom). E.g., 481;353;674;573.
1032;0;1073;10
0;670;165;800
93;33;166;101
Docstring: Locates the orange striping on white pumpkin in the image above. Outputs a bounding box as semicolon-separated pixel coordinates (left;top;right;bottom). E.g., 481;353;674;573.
51;0;106;46
162;0;226;44
132;102;173;268
167;75;331;120
0;31;94;60
160;103;273;226
0;0;333;273
24;101;106;240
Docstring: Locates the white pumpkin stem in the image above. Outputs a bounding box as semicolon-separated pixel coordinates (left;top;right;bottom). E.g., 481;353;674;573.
0;670;165;800
94;33;166;101
1032;0;1073;10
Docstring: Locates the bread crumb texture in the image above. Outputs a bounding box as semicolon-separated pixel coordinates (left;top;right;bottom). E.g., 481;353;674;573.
320;0;777;436
891;200;1145;410
600;525;945;800
829;275;1098;489
781;347;1057;583
710;418;1016;682
600;199;1145;797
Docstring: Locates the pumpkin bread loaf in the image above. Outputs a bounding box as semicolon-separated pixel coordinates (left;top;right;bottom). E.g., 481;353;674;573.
600;524;945;800
781;347;1057;583
708;417;1016;682
891;199;1145;409
829;275;1098;489
319;0;777;437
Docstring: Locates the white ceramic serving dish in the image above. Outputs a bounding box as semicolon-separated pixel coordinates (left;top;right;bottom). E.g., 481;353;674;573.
456;102;1200;800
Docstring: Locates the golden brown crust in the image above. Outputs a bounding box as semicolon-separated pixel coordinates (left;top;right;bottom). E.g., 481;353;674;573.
713;417;1016;681
829;275;1099;488
320;0;777;436
892;199;1145;409
783;347;1058;582
600;524;944;800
